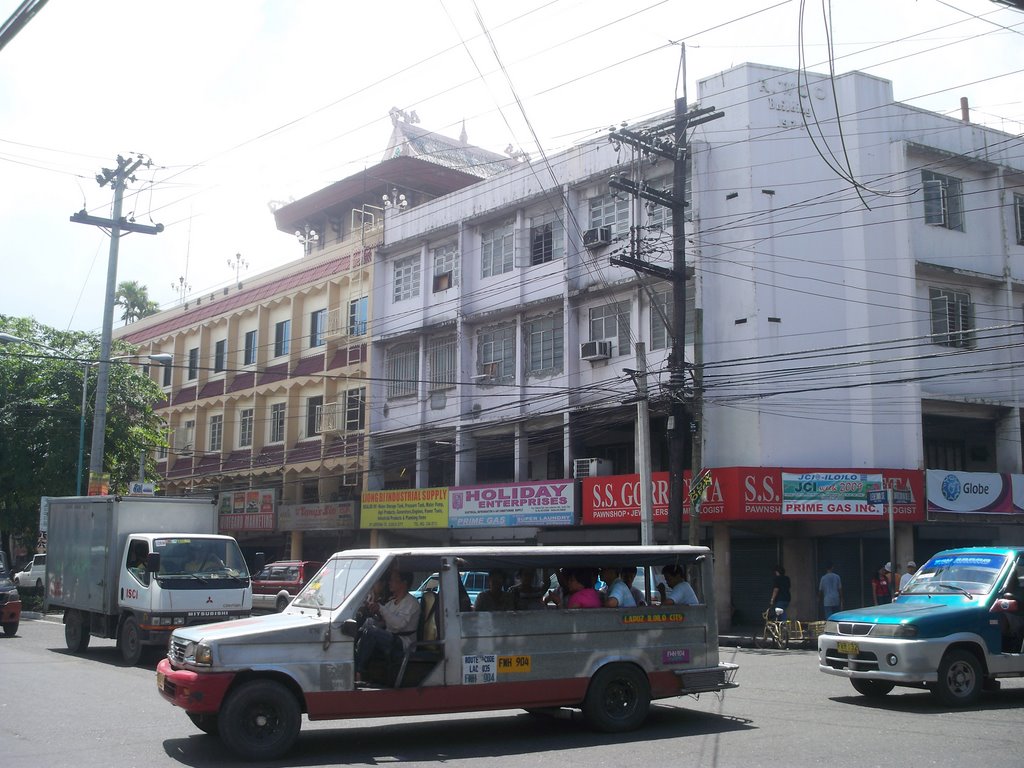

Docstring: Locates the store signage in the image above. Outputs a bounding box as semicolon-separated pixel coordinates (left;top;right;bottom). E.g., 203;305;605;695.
449;481;575;528
217;488;276;532
361;487;448;529
926;470;1024;515
278;501;355;531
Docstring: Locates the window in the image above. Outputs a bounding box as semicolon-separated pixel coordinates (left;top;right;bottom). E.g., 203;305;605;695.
345;387;366;431
1015;193;1024;246
386;342;419;398
274;320;290;357
529;211;563;265
187;347;199;380
394;254;421;302
432;243;459;291
306;395;323;437
589;300;631;355
270;402;286;443
478;325;516;380
244;330;258;366
310;309;327;348
922;170;964;231
526;314;563;375
930;287;974;348
208;414;223;452
348;297;368;336
213;339;226;373
650;288;672;350
239;408;254;448
481;222;514;278
178;419;195;453
589;194;630;237
162;361;172;387
427;335;457;390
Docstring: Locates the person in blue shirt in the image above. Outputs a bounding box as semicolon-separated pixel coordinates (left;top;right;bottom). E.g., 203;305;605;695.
599;566;637;608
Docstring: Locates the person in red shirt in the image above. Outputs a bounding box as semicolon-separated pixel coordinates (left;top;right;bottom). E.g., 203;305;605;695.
872;563;893;605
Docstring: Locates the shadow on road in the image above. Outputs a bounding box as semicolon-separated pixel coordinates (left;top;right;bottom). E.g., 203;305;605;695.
830;686;1024;714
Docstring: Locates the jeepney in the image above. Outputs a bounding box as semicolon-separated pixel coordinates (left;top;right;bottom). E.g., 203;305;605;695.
157;545;738;761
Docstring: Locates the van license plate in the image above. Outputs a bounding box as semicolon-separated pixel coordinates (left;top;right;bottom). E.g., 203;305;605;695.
836;641;859;655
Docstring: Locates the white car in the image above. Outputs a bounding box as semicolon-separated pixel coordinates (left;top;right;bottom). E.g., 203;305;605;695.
14;553;45;590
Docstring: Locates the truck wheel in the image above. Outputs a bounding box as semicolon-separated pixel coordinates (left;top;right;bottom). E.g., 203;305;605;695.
219;679;301;761
187;712;220;735
583;663;650;733
35;578;43;591
851;679;894;698
934;649;983;707
276;594;290;612
118;616;143;666
2;621;17;637
64;610;91;652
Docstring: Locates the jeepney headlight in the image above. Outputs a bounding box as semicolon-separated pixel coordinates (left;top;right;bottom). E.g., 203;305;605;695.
872;623;918;638
184;641;213;666
824;620;839;634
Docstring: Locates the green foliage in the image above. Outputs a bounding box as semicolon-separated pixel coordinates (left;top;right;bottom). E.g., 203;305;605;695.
0;315;168;552
114;280;160;324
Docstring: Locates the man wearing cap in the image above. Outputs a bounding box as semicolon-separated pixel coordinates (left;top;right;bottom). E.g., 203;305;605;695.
899;561;917;594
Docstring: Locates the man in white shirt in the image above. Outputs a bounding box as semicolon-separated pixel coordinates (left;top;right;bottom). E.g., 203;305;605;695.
354;569;420;684
659;564;699;606
899;561;917;593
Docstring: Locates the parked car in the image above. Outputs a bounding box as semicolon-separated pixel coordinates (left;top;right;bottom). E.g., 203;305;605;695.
0;569;20;636
251;560;324;612
13;553;45;590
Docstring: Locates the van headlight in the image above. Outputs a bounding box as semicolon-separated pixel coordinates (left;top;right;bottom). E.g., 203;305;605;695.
184;641;213;665
871;624;918;638
824;620;839;634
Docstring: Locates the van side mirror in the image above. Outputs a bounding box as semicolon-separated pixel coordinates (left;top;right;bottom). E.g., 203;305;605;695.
146;552;161;574
340;619;360;638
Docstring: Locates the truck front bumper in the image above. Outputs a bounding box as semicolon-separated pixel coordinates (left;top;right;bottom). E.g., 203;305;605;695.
817;634;942;684
156;657;235;714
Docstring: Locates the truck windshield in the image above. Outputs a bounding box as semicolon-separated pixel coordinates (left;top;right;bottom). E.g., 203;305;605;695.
154;537;250;580
292;557;375;612
902;552;1008;596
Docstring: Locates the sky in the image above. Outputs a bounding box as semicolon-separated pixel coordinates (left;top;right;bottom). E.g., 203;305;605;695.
1;0;1022;335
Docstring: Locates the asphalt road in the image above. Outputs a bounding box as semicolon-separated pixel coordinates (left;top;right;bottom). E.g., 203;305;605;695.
2;617;1021;767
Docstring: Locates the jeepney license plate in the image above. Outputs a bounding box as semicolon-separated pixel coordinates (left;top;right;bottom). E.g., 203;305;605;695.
157;671;165;691
837;640;859;655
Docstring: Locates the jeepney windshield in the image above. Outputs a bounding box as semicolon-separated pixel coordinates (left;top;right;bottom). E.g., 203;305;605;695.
292;556;375;612
153;537;249;581
901;552;1009;596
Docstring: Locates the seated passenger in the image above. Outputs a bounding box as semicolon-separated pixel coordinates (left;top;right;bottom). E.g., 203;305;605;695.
600;566;637;608
658;564;699;606
544;568;569;607
474;570;513;612
354;570;420;684
565;568;602;609
622;566;646;606
510;568;546;610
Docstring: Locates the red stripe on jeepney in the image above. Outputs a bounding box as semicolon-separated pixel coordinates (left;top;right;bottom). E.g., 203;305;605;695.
155;658;235;714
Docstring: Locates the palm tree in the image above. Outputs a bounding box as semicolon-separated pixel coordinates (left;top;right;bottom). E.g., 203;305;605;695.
115;281;160;324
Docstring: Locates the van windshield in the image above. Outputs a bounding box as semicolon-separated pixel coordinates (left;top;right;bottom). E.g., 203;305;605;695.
902;552;1008;596
293;557;375;612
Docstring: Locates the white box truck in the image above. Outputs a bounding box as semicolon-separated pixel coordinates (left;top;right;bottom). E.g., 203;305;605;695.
44;496;252;664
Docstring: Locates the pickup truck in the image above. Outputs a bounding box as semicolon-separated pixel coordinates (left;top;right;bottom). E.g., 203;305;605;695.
818;547;1024;706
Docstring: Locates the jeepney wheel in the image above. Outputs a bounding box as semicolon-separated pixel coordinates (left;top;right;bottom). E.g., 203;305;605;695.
220;679;301;762
64;609;90;652
851;679;894;698
583;663;651;733
934;649;983;707
187;712;220;735
2;620;17;637
117;615;143;666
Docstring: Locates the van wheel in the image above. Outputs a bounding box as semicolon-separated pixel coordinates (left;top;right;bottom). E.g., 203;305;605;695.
219;679;301;762
583;664;650;733
118;616;143;666
851;679;894;698
187;712;219;735
934;649;982;707
64;609;91;652
276;594;290;612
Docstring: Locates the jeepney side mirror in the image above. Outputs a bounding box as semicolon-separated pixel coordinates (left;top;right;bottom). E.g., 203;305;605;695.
146;551;160;574
340;618;359;638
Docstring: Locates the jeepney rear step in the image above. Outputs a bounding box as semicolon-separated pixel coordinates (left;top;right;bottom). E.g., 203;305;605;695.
675;662;739;692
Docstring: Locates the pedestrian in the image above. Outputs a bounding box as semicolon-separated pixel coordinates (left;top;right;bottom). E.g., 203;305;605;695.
768;565;791;621
818;563;842;618
872;563;893;605
899;560;917;593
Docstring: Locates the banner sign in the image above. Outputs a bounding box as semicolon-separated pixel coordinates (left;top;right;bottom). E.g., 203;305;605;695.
278;501;356;531
582;472;675;524
361;487;448;529
449;481;575;528
217;489;276;532
781;472;884;516
926;470;1024;516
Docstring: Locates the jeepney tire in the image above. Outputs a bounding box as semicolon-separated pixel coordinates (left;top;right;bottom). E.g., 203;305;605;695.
64;610;90;652
583;663;651;733
220;679;301;762
2;621;17;637
118;615;143;666
187;712;220;736
851;679;895;698
934;649;983;707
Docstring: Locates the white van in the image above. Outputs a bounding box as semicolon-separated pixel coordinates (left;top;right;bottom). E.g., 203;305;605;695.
156;545;738;761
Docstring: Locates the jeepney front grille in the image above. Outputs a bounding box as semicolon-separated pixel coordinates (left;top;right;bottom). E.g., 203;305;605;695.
168;638;188;665
824;649;880;672
835;622;873;636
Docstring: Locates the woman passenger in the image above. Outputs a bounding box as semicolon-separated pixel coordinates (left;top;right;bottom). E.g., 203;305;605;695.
566;568;602;609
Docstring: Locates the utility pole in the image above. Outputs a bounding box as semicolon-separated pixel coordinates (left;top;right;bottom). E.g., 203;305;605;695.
71;154;163;494
609;99;722;545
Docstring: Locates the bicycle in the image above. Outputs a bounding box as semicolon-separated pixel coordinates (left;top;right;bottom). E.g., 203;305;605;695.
753;607;790;649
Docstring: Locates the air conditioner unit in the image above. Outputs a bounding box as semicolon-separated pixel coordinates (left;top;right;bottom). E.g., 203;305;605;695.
580;340;612;361
574;458;612;479
583;226;612;249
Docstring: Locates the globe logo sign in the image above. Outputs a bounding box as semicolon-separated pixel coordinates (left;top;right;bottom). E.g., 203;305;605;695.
940;473;961;502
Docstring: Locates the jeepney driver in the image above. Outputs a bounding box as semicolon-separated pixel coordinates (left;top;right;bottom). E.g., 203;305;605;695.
354;570;420;684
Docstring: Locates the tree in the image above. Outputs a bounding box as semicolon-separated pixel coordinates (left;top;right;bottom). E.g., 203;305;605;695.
0;315;168;561
114;280;160;324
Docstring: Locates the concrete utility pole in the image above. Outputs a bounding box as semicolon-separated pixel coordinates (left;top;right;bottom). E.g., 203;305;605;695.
71;154;163;493
609;99;722;545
